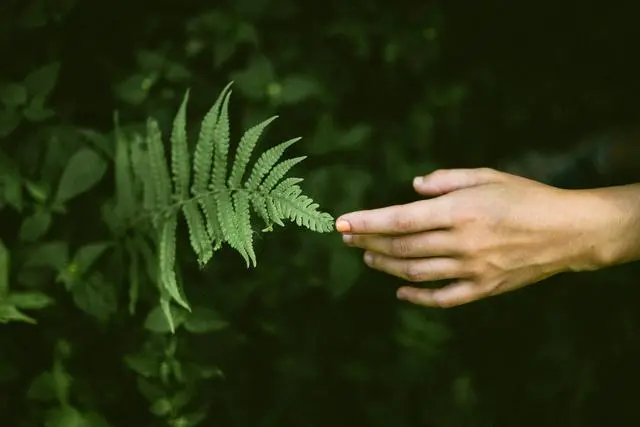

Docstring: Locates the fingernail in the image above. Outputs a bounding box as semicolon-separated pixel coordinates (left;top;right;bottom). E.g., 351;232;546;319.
397;288;409;300
336;219;351;233
342;234;353;244
364;251;373;264
413;176;424;186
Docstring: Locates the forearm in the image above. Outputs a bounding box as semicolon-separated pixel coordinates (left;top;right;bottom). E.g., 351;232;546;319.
578;183;640;269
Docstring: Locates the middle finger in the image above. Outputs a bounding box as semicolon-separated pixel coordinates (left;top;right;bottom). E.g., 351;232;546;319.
344;230;457;258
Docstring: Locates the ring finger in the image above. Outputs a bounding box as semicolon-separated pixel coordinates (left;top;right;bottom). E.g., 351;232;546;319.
345;230;457;258
364;251;466;283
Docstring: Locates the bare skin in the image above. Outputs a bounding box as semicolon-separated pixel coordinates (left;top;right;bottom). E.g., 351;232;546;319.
335;168;640;308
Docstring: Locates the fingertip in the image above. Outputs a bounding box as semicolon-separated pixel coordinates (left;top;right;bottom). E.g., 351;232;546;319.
335;219;351;233
396;286;411;300
396;286;443;308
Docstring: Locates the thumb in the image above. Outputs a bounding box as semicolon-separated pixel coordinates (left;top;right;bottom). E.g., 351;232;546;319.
413;168;502;196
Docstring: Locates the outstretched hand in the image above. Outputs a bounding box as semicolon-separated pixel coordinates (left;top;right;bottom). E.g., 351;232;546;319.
336;168;605;308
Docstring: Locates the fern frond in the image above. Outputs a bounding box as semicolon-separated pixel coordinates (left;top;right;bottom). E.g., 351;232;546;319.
233;190;257;266
129;82;334;314
193;83;232;244
182;200;212;266
158;215;190;310
211;90;232;191
171;90;191;199
146;119;172;215
270;185;334;232
193;82;232;195
228;116;278;189
273;177;304;193
244;137;301;191
260;156;307;193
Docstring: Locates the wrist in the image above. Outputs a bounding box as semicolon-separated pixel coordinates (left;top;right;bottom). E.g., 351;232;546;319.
571;184;640;270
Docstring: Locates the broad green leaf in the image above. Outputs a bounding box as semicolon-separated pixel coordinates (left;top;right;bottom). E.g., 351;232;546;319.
165;63;191;82
72;242;111;275
1;169;23;211
55;148;108;204
0;82;28;107
71;274;117;323
0;108;21;137
136;377;164;402
150;398;172;416
124;352;160;378
184;307;229;334
276;75;320;104
27;372;56;401
115;73;157;105
23;96;55;122
44;406;87;427
23;241;69;270
231;55;274;99
144;304;188;334
8;291;54;309
0;239;8;295
23;62;61;99
19;210;52;242
0;303;36;324
24;181;48;204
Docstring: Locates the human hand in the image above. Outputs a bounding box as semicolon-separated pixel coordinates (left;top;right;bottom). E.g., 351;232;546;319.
336;168;607;308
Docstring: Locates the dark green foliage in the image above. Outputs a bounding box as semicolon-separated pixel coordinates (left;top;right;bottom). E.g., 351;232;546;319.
1;1;640;427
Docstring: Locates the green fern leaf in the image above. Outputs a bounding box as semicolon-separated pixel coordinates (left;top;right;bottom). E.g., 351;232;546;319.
249;194;271;227
193;84;232;243
272;177;304;193
113;113;136;221
265;196;285;227
228;116;278;189
130;134;156;213
181;200;212;266
210;90;232;190
193;82;232;195
271;185;334;232
233;190;257;267
171;90;191;199
244;137;300;191
198;198;223;248
260;156;307;193
158;215;190;310
214;190;248;262
146;118;172;216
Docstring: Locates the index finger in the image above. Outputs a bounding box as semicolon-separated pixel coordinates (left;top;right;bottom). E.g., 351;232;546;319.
335;198;452;235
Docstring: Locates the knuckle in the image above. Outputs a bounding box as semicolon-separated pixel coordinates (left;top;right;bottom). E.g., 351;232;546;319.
390;237;412;257
404;264;424;282
393;213;416;232
460;238;479;255
466;261;484;279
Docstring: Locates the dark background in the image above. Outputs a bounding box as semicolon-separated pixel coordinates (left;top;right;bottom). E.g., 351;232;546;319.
1;1;640;426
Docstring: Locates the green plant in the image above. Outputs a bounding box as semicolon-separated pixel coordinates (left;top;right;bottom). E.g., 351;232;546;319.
107;82;333;329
